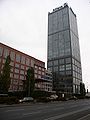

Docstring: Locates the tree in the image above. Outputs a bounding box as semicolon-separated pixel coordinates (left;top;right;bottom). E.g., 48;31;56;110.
0;55;11;94
80;82;86;96
25;67;35;97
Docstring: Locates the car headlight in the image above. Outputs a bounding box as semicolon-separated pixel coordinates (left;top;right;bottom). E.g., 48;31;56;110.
19;100;22;102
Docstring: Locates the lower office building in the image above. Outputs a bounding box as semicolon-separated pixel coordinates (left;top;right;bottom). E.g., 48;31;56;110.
0;42;52;93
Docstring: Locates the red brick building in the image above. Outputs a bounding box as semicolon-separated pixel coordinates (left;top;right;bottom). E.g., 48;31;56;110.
0;42;46;92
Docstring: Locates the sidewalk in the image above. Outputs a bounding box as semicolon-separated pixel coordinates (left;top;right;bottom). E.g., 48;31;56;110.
0;101;62;108
0;103;36;108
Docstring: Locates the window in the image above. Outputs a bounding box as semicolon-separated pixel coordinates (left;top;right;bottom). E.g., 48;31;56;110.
66;64;71;70
48;61;53;67
15;68;19;73
66;71;71;75
26;58;30;66
63;14;69;28
63;30;70;42
60;71;65;75
35;65;37;69
16;54;20;62
10;51;15;61
59;59;64;65
48;67;52;71
65;58;71;64
42;72;45;75
21;56;25;64
35;74;38;78
38;71;41;74
13;79;18;85
20;70;24;75
35;70;37;73
72;58;75;64
65;48;70;55
65;42;70;49
59;65;65;71
39;67;41;70
38;75;41;79
42;68;45;71
54;60;58;66
31;59;34;67
3;49;9;58
54;66;58;72
20;75;24;80
73;78;76;84
15;63;19;68
10;61;14;66
21;65;24;69
73;71;76;77
14;74;19;79
10;73;13;78
0;47;3;56
19;80;23;85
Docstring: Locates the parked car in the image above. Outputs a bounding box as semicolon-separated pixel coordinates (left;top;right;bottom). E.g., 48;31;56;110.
48;94;58;101
69;96;77;100
19;97;34;103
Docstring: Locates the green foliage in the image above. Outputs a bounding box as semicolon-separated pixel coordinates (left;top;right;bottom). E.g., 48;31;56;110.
0;55;11;94
80;82;86;96
25;67;35;97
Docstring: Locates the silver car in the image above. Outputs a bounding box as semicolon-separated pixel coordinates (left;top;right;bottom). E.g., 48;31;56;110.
19;97;34;103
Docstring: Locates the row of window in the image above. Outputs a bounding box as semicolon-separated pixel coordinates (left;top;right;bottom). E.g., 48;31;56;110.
10;73;25;80
48;63;72;72
9;85;23;91
35;83;52;88
48;58;71;67
0;47;45;68
48;57;81;67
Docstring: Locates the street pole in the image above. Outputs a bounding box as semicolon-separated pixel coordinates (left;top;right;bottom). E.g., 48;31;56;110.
28;79;30;97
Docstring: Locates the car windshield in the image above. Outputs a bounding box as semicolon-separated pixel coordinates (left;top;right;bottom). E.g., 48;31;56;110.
23;97;33;100
23;97;28;100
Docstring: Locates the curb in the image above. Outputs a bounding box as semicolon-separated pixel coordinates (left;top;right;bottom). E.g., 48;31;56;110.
0;103;35;108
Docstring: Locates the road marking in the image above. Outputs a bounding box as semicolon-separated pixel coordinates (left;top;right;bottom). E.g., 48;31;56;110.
44;107;90;120
77;114;90;120
23;110;41;116
5;109;24;112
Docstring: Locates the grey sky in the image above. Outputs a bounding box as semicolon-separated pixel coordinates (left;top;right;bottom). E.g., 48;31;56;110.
0;0;90;91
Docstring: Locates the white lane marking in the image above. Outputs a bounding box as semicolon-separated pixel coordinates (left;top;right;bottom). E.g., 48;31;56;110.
5;109;24;112
77;114;90;120
23;110;41;116
44;107;90;120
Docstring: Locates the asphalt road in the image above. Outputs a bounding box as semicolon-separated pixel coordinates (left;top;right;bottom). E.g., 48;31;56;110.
0;99;90;120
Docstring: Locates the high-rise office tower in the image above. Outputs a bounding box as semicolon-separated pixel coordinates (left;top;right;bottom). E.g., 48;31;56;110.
47;3;82;95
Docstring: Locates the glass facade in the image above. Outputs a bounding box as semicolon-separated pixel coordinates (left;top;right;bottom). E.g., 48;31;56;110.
47;4;82;94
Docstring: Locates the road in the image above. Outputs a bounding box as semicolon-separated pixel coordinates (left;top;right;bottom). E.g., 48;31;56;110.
0;99;90;120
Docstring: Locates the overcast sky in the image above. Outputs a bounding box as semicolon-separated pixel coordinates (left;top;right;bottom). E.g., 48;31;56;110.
0;0;90;91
